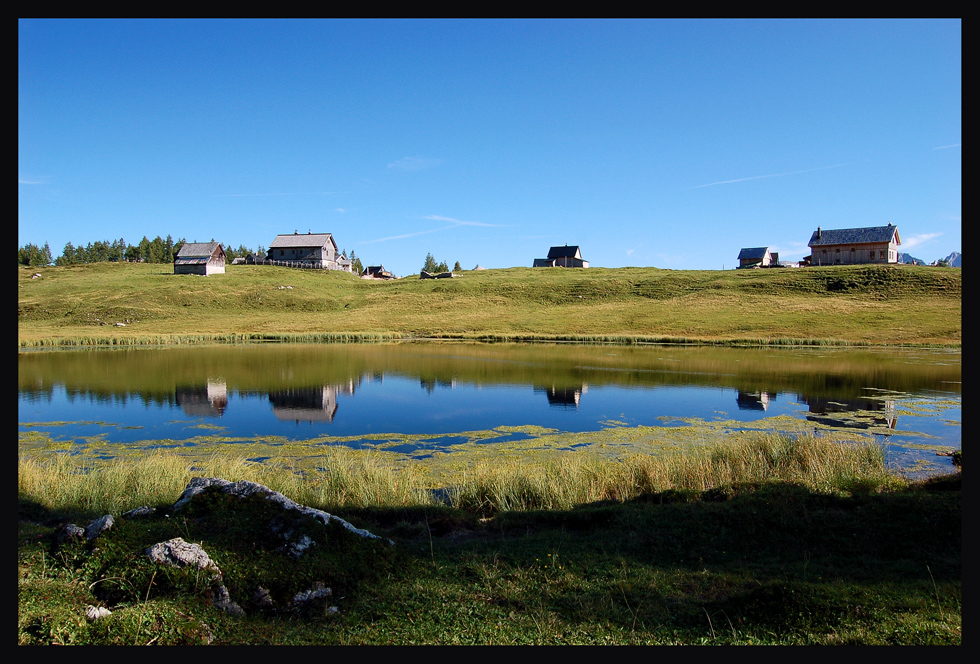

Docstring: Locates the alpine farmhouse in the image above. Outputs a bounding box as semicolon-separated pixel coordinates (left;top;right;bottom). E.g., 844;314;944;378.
266;232;352;271
807;224;901;266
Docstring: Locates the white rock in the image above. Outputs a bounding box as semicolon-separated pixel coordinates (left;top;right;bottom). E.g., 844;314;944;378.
85;605;112;621
145;537;222;578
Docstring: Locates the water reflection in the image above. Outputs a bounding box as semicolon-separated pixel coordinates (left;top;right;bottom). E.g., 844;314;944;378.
535;384;588;408
175;381;228;418
19;343;959;466
268;383;356;423
736;390;774;411
802;395;898;430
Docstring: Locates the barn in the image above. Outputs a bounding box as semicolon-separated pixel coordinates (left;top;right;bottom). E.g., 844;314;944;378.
174;242;226;276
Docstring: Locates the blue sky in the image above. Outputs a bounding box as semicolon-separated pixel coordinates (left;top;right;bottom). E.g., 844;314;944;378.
19;19;960;276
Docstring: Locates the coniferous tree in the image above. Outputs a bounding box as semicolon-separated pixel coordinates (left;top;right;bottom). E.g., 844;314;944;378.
55;241;77;266
349;250;363;275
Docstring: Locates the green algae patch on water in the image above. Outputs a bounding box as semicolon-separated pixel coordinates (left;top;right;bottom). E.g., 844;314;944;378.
19;407;956;489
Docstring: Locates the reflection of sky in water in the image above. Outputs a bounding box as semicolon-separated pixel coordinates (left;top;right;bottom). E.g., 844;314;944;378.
19;376;960;454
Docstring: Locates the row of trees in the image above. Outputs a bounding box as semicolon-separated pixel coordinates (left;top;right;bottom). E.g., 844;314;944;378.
422;253;462;274
17;243;54;267
18;238;368;274
51;236;186;266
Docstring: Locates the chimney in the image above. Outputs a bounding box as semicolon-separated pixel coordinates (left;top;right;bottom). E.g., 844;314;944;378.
816;227;821;239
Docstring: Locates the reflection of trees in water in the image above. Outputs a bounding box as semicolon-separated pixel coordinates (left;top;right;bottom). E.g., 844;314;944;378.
801;395;898;429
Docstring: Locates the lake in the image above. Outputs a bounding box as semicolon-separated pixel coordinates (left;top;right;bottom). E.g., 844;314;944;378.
18;342;961;477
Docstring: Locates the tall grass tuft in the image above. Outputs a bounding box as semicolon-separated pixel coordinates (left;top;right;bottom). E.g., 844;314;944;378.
450;434;897;513
18;448;435;516
612;433;897;498
450;454;611;513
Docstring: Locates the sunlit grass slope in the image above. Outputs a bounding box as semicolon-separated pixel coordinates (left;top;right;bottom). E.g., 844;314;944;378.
18;262;961;346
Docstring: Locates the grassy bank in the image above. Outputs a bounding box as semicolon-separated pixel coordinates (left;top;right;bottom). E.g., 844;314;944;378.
18;262;961;346
18;435;961;644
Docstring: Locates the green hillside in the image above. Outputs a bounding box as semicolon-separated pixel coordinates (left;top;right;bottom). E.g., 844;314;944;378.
18;262;961;347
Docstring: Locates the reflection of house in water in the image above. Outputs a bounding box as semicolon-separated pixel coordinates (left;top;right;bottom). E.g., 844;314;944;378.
736;390;776;411
534;384;588;408
269;382;355;423
420;377;458;394
175;380;228;417
802;395;898;430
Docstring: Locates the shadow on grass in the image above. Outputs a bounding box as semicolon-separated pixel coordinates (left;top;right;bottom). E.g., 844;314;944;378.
335;474;960;641
19;474;960;644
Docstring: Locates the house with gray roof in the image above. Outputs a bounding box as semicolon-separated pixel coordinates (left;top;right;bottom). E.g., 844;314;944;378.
807;224;901;266
737;247;777;269
174;242;226;276
267;232;347;270
533;245;589;268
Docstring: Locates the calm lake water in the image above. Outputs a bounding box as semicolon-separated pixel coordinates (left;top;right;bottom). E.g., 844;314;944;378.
18;342;961;475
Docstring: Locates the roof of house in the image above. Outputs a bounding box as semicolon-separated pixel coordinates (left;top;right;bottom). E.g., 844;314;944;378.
175;242;223;259
269;232;338;251
547;245;582;259
808;225;900;248
737;247;770;260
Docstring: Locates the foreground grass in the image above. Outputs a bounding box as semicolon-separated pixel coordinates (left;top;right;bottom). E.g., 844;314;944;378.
18;262;961;346
18;435;961;644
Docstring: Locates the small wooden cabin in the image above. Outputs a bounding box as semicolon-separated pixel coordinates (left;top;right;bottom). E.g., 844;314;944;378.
363;265;394;279
174;242;226;276
737;247;775;269
533;245;589;268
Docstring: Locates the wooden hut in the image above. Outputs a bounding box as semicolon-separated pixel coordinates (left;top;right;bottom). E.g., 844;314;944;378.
533;245;589;268
174;242;226;276
737;247;774;269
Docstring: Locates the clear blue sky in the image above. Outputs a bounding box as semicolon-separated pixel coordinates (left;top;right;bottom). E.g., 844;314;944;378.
19;19;960;276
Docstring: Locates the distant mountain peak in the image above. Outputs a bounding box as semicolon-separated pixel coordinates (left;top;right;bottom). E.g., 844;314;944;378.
897;251;961;267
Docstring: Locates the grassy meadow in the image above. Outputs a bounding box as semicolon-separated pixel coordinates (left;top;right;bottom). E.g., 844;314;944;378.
18;261;961;346
18;435;961;645
18;261;961;644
